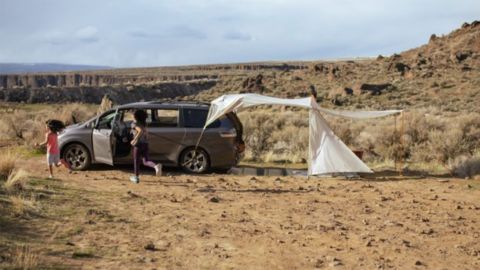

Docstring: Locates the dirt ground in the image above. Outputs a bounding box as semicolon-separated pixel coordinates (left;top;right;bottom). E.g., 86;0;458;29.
2;156;480;270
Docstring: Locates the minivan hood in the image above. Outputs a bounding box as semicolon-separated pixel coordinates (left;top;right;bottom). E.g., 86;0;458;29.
65;123;82;129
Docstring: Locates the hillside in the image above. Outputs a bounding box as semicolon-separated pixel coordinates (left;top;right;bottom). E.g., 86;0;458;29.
0;21;479;111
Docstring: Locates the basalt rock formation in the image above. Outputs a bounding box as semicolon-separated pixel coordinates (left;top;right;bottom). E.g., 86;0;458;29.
1;21;479;111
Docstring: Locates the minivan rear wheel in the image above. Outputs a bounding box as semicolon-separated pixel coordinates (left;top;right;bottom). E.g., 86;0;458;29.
63;143;91;171
180;148;210;173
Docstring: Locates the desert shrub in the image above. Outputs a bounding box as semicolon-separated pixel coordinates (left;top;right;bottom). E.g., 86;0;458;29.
0;111;30;140
418;113;480;164
57;103;93;125
267;125;309;163
448;155;480;178
0;103;95;145
239;109;310;162
240;111;276;161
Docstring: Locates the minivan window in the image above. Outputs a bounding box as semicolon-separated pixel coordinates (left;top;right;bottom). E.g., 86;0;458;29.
120;109;153;124
151;109;179;127
182;109;222;128
97;111;116;129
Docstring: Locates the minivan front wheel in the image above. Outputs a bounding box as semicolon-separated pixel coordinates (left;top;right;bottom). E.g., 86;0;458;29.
63;143;91;171
180;148;210;173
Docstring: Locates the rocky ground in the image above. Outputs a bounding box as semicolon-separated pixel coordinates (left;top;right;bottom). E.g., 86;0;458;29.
1;156;479;269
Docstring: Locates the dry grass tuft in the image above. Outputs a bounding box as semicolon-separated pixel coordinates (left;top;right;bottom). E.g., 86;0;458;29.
0;150;16;180
9;195;36;217
12;245;39;270
4;169;29;193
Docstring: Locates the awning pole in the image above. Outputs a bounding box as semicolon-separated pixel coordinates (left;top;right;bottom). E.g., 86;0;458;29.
394;114;397;172
181;128;206;167
399;111;405;176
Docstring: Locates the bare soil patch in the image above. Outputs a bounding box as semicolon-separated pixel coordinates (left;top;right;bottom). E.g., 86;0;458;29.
1;156;479;269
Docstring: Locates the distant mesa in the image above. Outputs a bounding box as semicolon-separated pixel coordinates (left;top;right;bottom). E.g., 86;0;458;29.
0;63;111;74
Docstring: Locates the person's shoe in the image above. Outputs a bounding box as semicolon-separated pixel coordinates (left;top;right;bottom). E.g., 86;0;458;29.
48;175;53;179
154;164;162;176
68;169;73;174
130;175;139;184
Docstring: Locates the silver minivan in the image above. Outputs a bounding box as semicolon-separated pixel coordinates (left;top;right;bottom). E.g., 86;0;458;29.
58;101;245;173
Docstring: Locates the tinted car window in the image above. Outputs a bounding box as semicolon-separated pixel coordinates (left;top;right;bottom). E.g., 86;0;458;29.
151;109;179;127
182;109;223;128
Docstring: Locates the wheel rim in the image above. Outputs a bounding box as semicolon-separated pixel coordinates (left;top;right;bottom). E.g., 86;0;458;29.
183;150;207;173
65;145;88;170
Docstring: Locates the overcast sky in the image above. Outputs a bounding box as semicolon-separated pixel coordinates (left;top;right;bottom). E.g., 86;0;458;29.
0;0;478;67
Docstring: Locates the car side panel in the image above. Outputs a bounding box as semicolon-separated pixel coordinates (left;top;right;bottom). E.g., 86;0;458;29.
179;127;238;168
148;127;186;164
58;127;95;162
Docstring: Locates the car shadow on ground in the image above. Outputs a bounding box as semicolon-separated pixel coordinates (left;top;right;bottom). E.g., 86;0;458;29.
80;164;455;184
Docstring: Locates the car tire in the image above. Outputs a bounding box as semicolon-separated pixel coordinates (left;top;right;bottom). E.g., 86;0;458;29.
180;147;210;174
63;143;91;171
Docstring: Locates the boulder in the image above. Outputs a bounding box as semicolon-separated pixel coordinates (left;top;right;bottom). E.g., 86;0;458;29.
454;51;472;62
388;62;411;75
358;83;393;95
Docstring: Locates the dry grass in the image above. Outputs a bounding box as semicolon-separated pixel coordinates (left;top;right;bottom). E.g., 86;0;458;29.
0;103;95;144
4;169;29;193
0;150;16;180
9;195;36;217
12;245;39;270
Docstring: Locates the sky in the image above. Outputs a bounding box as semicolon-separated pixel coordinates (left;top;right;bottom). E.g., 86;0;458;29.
0;0;478;67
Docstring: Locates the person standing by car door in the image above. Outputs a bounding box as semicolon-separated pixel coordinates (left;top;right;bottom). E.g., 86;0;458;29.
130;110;162;183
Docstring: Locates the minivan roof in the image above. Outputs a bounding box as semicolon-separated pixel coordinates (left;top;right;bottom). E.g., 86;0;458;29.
115;100;210;110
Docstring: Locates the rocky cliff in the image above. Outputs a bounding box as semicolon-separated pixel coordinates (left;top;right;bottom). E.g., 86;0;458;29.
1;21;478;110
0;63;307;104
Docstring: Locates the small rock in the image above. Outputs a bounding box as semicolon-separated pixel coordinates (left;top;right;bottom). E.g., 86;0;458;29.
402;240;412;248
422;228;434;235
415;260;423;266
155;240;171;251
329;257;343;267
144;242;156;251
209;196;220;203
314;258;324;268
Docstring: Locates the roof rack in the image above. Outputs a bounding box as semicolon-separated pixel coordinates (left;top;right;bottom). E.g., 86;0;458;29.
147;99;211;106
117;99;211;108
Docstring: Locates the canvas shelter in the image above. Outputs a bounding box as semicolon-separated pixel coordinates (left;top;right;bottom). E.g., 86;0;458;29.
202;94;402;176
